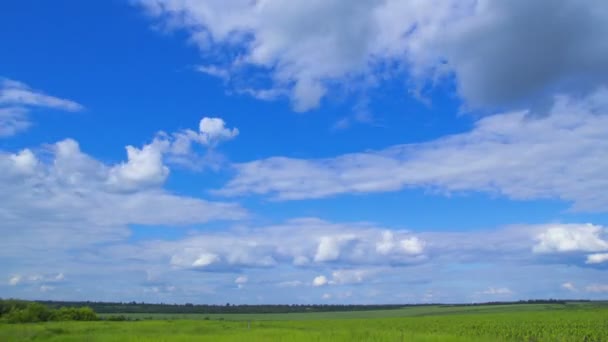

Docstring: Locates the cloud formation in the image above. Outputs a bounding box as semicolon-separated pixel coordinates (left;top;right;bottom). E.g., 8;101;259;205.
0;78;83;136
533;224;608;254
218;89;608;211
0;137;246;259
136;0;608;111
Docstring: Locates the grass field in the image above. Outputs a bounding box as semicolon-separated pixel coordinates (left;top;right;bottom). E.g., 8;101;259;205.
1;302;607;341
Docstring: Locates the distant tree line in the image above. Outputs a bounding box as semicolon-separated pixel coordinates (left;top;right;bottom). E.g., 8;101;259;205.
0;299;97;323
31;298;592;315
39;301;415;314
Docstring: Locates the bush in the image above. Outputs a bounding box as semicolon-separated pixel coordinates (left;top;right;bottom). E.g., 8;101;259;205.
0;299;97;323
53;306;98;321
4;303;53;323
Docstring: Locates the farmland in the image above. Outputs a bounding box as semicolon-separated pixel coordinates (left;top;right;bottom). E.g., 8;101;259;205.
1;302;607;341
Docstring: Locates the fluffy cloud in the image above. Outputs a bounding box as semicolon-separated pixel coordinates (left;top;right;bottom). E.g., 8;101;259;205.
164;218;426;272
136;1;608;111
312;275;329;287
199;117;239;145
4;215;607;303
108;220;608;276
0;137;246;257
562;282;577;292
586;253;608;265
161;117;238;169
108;142;169;191
0;78;83;136
533;224;608;254
218;89;608;211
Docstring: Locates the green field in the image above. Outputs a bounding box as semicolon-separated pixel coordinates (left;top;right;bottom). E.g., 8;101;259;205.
1;302;607;341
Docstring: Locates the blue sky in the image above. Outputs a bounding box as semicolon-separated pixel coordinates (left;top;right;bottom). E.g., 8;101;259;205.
1;0;608;304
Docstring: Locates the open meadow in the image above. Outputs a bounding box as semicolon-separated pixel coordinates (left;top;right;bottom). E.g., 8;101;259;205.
1;302;607;341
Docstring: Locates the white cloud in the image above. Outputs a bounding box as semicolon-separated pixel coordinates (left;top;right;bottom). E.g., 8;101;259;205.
192;253;221;267
400;237;425;255
0;78;83;137
218;89;608;211
376;231;424;256
142;218;426;272
8;275;21;286
4;217;608;303
197;65;230;80
312;275;329;287
330;269;374;285
586;253;608;264
108;142;169;191
562;282;577;292
0;137;246;260
40;285;54;292
127;220;608;276
235;275;248;284
314;236;351;262
0;79;82;111
481;287;512;295
199;117;239;145
136;1;608;111
7;273;65;286
585;284;608;293
161;117;238;169
0;107;30;137
9;149;38;174
108;144;169;190
533;224;608;254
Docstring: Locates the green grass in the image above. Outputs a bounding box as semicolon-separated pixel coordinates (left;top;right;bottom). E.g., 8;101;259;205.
1;303;607;341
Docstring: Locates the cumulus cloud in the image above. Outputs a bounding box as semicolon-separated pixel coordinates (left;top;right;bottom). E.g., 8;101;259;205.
8;275;22;286
135;1;608;111
586;253;608;264
4;215;607;302
0;138;246;259
108;142;169;191
312;275;329;287
160;116;238;169
137;218;427;272
314;236;351;262
112;220;608;277
0;78;83;136
218;89;608;211
562;282;577;292
199;117;239;144
533;224;608;254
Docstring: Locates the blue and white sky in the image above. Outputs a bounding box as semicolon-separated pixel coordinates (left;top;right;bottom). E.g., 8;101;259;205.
2;0;608;304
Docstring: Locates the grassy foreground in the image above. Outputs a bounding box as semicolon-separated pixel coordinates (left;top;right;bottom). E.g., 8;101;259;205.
1;303;606;341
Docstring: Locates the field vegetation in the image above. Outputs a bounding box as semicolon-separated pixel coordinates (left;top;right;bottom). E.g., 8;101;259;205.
1;300;606;341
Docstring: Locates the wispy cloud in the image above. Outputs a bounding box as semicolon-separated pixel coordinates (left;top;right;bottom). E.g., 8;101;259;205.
0;78;83;136
217;89;608;212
